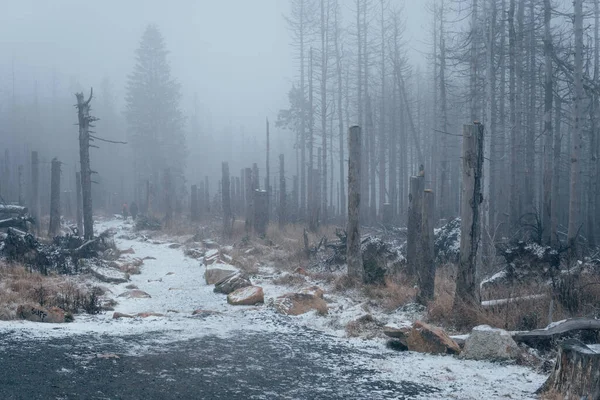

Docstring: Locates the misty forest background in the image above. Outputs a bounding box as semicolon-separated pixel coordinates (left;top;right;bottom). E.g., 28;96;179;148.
0;0;599;257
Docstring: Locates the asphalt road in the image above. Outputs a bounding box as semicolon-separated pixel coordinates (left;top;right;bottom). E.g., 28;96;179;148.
0;324;438;400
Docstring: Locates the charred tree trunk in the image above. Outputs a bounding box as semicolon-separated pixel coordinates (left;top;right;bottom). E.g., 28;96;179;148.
538;340;600;399
418;189;436;304
222;162;232;238
76;90;96;241
347;125;362;280
454;123;484;310
75;171;83;236
48;158;61;238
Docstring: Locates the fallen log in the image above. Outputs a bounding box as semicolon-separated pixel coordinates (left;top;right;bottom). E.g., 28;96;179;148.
0;205;28;215
481;293;546;307
0;216;34;230
513;318;600;350
537;339;600;399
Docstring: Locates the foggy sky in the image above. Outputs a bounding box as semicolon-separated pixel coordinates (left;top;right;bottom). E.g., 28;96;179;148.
0;0;427;136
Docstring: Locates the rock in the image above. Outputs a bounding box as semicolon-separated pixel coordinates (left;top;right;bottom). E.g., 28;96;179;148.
213;273;252;294
294;267;309;276
97;353;120;359
184;248;204;259
274;292;328;316
405;321;461;355
120;247;136;255
383;326;411;339
90;264;129;284
136;312;165;318
202;239;219;249
300;286;325;299
118;289;151;299
462;325;520;361
113;312;134;319
227;286;264;306
17;304;65;323
204;264;238;285
346;314;385;339
191;309;221;318
168;243;182;249
125;284;139;289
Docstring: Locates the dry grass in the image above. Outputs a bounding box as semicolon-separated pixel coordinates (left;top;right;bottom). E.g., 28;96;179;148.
272;273;308;287
0;261;102;319
362;276;418;312
538;390;562;400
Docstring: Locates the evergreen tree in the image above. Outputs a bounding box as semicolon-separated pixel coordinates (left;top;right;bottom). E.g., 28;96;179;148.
125;24;187;207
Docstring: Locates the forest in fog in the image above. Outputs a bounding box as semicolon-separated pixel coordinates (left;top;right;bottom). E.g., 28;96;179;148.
0;0;598;253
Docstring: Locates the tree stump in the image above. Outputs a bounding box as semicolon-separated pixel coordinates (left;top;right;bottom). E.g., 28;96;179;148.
538;339;600;399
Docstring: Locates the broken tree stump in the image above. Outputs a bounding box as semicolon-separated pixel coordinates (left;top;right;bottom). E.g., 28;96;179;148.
538;339;600;399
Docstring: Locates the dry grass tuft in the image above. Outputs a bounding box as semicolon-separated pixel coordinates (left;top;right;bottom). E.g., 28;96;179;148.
362;275;418;312
272;273;308;287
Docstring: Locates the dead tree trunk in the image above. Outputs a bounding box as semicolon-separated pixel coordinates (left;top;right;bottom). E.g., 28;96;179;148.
191;184;199;222
222;162;232;237
31;151;40;233
279;154;286;229
48;158;61;237
538;339;600;399
254;190;268;236
17;165;23;206
204;176;210;213
418;189;436;304
164;168;173;229
347;125;363;280
245;168;253;233
454;123;484;310
75;171;83;236
407;174;424;279
76;89;96;241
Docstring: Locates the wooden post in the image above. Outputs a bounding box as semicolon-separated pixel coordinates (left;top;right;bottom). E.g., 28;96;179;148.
76;89;96;240
407;174;425;279
76;171;83;235
222;162;232;237
347;126;363;280
191;184;199;221
164;168;173;229
279;154;286;229
454;123;484;310
418;189;436;304
254;189;268;236
31;151;40;233
48;158;61;237
245;168;253;233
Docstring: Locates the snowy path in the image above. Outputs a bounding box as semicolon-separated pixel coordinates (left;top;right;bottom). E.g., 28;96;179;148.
0;218;547;399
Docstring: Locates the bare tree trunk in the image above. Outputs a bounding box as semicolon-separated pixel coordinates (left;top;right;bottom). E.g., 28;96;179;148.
254;190;268;236
523;0;535;216
320;0;328;224
191;184;199;222
31;151;40;233
347;125;363;280
222;162;232;237
245;168;253;233
454;123;484;310
418;189;436;304
551;94;562;245
508;0;519;229
266;118;270;221
48;158;61;237
205;176;210;213
279;154;287;229
439;1;450;221
17;165;23;206
470;0;479;122
76;90;96;240
542;0;553;245
308;47;315;227
367;95;377;222
378;0;386;221
334;0;345;223
164;168;173;229
568;0;584;257
407;174;424;279
75;171;83;236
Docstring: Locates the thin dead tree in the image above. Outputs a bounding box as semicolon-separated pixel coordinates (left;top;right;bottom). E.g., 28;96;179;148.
222;162;232;237
347;125;363;280
76;89;97;241
48;158;61;237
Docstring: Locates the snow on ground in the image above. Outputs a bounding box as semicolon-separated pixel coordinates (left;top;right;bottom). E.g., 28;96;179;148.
0;217;547;398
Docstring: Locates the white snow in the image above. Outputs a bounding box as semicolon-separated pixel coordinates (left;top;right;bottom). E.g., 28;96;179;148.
479;270;507;288
0;217;548;398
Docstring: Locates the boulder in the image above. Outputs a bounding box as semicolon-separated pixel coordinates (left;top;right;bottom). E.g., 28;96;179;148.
405;321;461;355
227;286;264;306
346;314;385;339
118;289;151;299
204;264;238;285
214;273;252;295
300;286;325;299
90;264;129;284
113;312;134;319
17;304;65;323
462;325;521;361
274;292;328;316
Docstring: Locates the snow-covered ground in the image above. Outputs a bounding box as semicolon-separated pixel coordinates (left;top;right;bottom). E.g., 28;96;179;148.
0;217;547;399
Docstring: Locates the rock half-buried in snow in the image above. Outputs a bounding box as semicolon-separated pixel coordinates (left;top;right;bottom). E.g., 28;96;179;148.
89;264;129;284
227;286;264;306
213;273;252;294
462;325;520;361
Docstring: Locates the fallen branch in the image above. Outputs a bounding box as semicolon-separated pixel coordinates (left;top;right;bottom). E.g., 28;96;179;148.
513;318;600;349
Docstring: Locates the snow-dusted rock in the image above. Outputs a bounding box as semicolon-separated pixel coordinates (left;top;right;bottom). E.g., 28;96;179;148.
112;312;134;319
403;321;461;355
90;264;129;284
274;292;328;316
227;286;264;306
118;289;152;299
17;304;66;323
346;314;385;339
213;273;252;294
204;264;238;285
462;325;521;361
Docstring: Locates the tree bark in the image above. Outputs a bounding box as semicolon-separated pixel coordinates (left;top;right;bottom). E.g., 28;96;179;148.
76;90;95;240
75;171;83;236
164;168;173;229
222;162;232;237
31;151;40;234
347;125;362;280
454;124;484;310
542;0;553;245
279;154;287;229
245;167;253;233
191;184;199;222
407;175;424;279
418;189;436;304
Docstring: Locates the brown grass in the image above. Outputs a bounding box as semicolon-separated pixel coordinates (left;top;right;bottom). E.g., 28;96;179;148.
272;273;308;287
0;261;103;319
362;276;418;312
